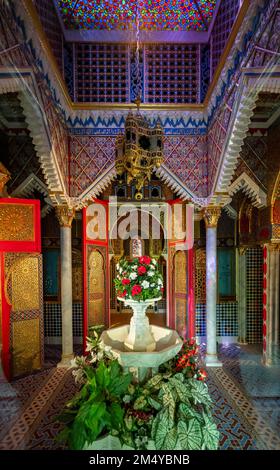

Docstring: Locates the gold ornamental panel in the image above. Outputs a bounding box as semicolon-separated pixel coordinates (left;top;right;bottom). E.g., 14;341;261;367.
12;318;41;377
10;257;40;312
175;251;187;294
88;250;105;327
195;248;206;302
0;204;34;241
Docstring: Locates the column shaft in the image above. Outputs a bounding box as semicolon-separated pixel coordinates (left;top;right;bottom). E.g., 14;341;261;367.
60;226;73;363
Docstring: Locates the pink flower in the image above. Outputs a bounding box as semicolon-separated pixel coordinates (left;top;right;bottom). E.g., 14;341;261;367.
122;278;130;285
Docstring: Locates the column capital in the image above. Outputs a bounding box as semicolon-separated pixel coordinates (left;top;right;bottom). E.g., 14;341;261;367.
56;205;75;228
238;246;248;256
266;242;280;252
202;206;222;228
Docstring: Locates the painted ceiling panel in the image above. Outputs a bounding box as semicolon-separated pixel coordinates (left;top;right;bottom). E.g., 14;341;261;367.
57;0;217;31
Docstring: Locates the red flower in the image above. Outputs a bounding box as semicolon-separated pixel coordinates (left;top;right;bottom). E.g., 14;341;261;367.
120;290;127;298
138;266;147;275
198;369;207;381
131;285;142;296
160;287;164;292
139;255;151;265
122;278;130;285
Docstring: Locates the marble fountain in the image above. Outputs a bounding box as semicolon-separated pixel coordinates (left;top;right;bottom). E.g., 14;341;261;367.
101;297;183;382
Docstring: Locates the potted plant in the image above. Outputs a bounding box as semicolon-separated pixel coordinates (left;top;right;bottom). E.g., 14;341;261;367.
57;331;220;451
57;331;132;450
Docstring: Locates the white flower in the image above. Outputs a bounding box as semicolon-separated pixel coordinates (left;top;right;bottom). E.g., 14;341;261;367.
150;265;155;270
116;263;120;271
72;368;86;384
119;267;123;274
147;271;154;277
130;272;137;280
150;283;155;287
157;279;163;286
152;259;157;265
142;280;150;289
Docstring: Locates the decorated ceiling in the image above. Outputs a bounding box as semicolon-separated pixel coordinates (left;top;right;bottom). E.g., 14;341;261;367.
57;0;217;31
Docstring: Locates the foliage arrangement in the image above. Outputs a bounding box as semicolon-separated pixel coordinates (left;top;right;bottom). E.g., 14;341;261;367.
57;329;219;451
114;256;163;301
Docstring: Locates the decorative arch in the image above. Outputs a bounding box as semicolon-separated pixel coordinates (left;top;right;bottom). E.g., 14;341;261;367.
0;77;68;205
228;172;267;208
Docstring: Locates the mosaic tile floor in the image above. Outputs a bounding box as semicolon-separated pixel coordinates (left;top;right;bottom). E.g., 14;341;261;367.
0;344;279;450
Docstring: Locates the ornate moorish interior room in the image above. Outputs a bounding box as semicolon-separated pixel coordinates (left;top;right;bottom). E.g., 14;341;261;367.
0;0;279;452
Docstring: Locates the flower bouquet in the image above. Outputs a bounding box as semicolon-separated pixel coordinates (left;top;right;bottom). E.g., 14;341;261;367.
114;256;163;301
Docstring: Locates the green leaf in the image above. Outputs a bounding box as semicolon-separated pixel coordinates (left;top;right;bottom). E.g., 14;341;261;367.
178;419;202;450
110;360;121;381
168;377;191;404
163;427;178;450
147;396;162;410
145;374;163;390
187;379;213;406
202;415;220;450
154;410;171;449
179;403;203;423
69;418;88;450
108;403;124;430
96;361;110;388
161;383;176;422
109;372;132;397
84;402;106;430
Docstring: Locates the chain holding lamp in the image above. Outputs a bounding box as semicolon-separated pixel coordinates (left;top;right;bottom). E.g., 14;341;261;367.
115;1;164;200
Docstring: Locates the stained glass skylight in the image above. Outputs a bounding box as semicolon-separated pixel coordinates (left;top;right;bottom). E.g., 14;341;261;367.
57;1;217;31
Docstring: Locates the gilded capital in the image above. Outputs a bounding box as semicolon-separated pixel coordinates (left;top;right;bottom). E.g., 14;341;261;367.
0;162;11;197
56;205;75;228
267;242;280;252
202;206;221;228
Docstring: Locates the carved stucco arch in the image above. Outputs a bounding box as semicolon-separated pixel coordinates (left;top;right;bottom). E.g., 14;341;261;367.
216;74;280;194
228;172;267;209
0;73;68;205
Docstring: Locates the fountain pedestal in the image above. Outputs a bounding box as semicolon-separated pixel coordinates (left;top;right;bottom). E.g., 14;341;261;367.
119;298;160;352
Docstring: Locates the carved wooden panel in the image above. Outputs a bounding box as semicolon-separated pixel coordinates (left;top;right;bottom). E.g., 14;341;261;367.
195;248;206;302
88;248;105;328
174;250;187;337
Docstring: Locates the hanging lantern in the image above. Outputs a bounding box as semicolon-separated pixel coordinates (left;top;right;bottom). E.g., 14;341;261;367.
115;113;164;200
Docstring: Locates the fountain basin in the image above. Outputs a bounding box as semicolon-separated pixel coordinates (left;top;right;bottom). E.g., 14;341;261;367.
101;324;183;381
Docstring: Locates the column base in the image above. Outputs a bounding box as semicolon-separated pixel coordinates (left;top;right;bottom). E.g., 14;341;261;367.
205;354;222;367
57;354;74;368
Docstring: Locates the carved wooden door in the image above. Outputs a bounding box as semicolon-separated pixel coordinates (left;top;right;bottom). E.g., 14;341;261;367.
0;199;43;379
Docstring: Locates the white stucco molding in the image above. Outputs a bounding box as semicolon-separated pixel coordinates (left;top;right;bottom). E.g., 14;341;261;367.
228;172;267;208
223;204;238;220
0;71;69;205
215;70;280;195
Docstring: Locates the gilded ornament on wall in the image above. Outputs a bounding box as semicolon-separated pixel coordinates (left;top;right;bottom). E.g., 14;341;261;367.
0;204;34;241
6;256;40;312
12;318;41;377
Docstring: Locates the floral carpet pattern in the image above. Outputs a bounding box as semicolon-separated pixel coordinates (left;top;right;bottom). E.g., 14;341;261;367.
0;344;279;450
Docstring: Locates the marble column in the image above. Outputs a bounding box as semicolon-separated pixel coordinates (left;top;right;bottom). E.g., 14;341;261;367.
56;205;75;367
237;247;247;344
203;207;222;367
264;243;280;365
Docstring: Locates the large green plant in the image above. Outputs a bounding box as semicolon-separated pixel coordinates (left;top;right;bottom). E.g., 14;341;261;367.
120;371;219;450
143;373;218;450
57;360;132;450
